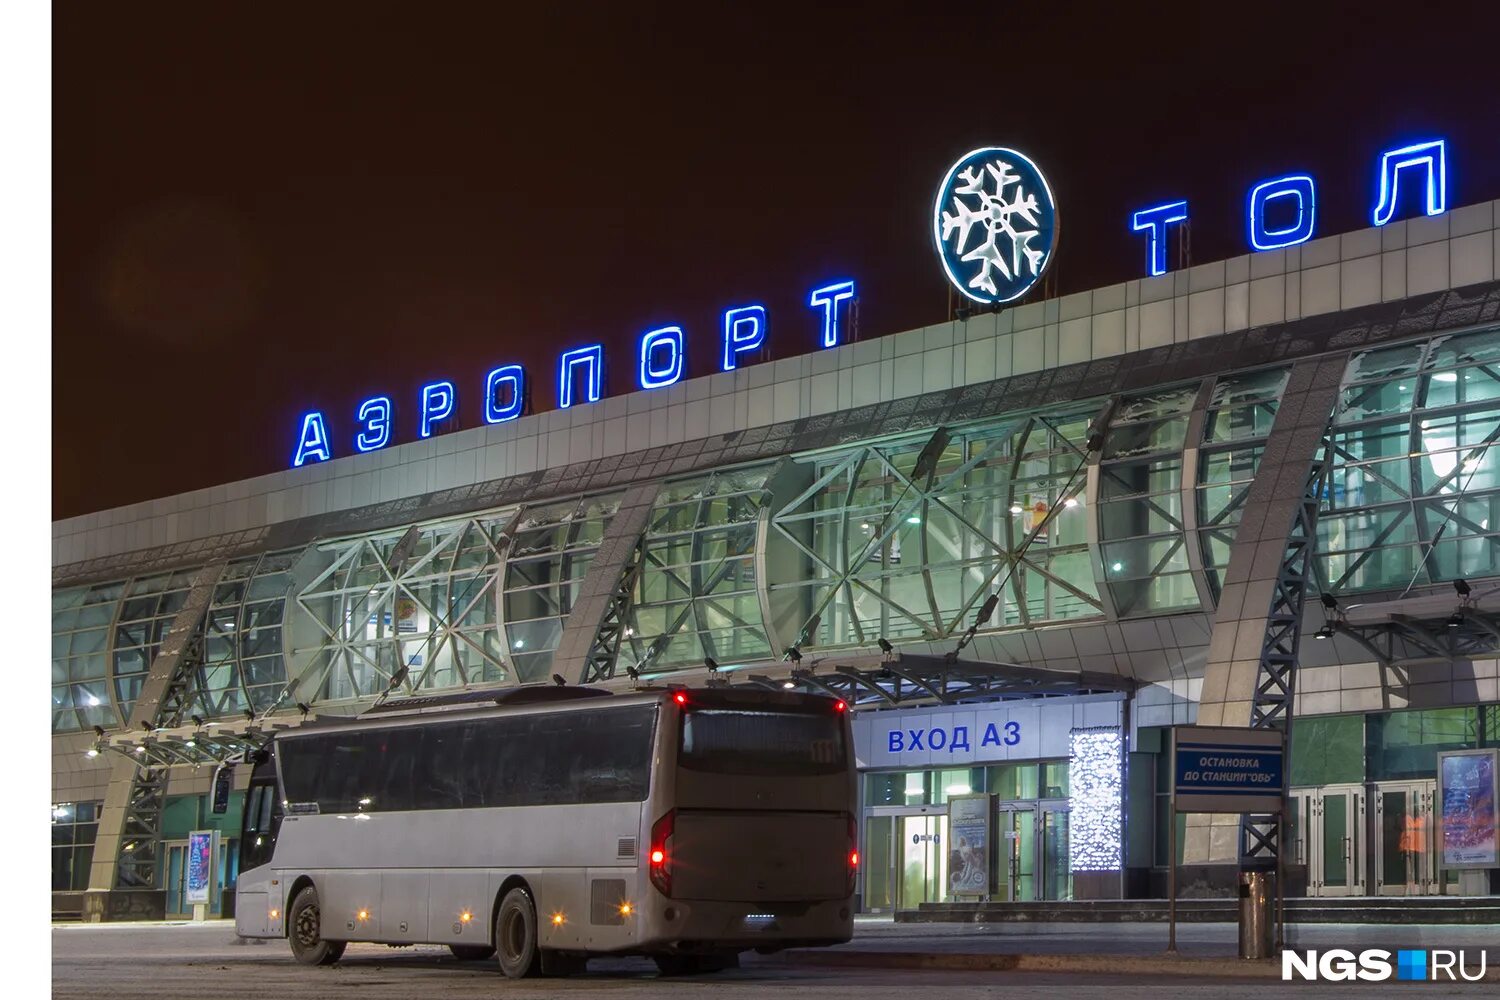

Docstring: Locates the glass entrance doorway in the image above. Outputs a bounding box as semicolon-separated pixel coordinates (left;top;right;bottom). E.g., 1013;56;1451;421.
164;840;191;919
996;803;1071;901
1289;785;1365;896
1375;781;1437;895
898;813;949;907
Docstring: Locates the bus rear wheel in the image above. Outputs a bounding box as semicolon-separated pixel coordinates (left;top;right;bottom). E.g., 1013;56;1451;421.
288;886;346;966
449;944;496;961
494;887;540;979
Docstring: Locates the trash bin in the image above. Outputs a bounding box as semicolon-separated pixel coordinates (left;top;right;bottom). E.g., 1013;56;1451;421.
1238;869;1274;959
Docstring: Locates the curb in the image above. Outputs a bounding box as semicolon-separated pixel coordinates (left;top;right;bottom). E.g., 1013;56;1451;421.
779;949;1282;978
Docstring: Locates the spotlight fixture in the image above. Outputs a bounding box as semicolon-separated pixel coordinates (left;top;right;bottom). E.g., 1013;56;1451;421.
784;646;803;664
704;657;719;673
92;725;106;738
552;673;567;686
1320;593;1339;611
876;637;894;654
243;709;255;722
1454;578;1472;598
191;714;205;728
1313;625;1333;640
625;666;640;681
296;702;311;717
1447;611;1464;629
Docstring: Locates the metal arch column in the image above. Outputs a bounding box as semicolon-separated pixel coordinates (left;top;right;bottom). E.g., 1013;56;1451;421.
554;482;661;683
84;560;229;921
1191;354;1345;872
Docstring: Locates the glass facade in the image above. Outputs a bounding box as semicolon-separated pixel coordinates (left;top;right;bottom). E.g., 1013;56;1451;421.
51;583;120;732
1320;328;1500;592
51;801;100;892
1099;385;1200;615
769;402;1103;648
619;466;774;673
1196;368;1287;597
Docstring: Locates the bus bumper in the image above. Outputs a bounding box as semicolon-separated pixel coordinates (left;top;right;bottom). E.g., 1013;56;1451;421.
634;897;852;953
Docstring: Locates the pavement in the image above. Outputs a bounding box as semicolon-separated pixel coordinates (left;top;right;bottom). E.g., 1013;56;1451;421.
50;915;1500;997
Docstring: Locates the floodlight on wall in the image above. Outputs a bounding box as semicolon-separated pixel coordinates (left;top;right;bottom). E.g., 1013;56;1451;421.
552;673;567;686
1454;578;1472;598
1320;593;1339;611
704;657;720;674
876;637;894;654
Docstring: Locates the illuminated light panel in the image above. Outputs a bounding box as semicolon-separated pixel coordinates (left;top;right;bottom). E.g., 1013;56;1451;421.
292;411;332;467
808;280;856;348
721;305;767;371
355;396;392;452
638;326;685;389
419;380;456;439
1068;727;1122;872
1130;200;1189;277
1372;138;1448;226
1248;174;1316;250
484;365;525;423
932;147;1058;304
558;345;603;408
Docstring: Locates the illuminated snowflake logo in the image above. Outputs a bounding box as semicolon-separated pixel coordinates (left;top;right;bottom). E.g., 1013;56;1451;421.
932;147;1058;305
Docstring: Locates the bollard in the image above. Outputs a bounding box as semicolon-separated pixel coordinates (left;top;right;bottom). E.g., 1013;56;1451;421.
1237;870;1273;959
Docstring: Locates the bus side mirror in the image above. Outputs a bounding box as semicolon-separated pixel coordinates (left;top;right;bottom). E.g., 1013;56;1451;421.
212;764;235;815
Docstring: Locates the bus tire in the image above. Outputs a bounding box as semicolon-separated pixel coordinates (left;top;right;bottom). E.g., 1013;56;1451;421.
494;887;540;979
449;944;496;961
288;885;346;966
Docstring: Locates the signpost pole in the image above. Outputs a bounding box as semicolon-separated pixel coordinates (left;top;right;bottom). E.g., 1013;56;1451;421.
1167;728;1177;954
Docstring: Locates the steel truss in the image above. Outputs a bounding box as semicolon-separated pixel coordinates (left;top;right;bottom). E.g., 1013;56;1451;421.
742;652;1129;709
1239;460;1325;868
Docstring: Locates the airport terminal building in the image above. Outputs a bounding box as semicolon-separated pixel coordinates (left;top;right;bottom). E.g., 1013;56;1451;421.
51;144;1500;920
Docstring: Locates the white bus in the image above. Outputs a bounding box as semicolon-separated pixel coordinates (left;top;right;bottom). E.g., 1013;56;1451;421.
233;685;857;977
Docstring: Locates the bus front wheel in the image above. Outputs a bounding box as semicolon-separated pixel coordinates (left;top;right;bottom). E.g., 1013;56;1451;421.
288;886;346;966
494;887;540;979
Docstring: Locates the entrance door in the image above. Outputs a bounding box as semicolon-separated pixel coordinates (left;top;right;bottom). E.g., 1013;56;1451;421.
996;807;1034;901
898;814;949;907
1289;785;1365;896
1040;805;1072;901
164;841;191;919
1375;781;1434;895
862;816;896;911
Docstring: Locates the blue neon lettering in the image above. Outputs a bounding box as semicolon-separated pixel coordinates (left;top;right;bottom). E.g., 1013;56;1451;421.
721;305;767;371
808;280;856;349
1004;720;1021;746
928;727;947;750
888;731;904;753
354;396;391;452
1372;139;1448;226
638;326;685;389
484;365;525;423
558;345;603;408
1248;174;1316;251
419;380;456;439
1130;200;1189;277
949;726;971;752
292;411;331;467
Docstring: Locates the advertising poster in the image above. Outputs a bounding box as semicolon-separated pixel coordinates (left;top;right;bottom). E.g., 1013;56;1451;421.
186;831;214;904
1439;750;1498;869
947;794;990;898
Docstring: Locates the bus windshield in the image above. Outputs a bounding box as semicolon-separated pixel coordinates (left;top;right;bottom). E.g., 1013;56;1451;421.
679;707;846;776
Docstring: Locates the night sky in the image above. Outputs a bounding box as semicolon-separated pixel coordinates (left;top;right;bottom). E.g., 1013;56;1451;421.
53;2;1500;520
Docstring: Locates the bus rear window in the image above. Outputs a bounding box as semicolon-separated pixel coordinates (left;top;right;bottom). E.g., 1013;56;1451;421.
679;709;846;776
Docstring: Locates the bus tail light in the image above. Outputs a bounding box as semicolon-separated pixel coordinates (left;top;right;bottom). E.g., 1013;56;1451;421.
649;809;675;897
847;814;859;894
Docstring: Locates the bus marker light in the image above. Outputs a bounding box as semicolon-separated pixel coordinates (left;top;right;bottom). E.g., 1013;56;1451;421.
460;911;472;923
551;912;565;926
849;851;859;867
269;909;279;919
619;902;633;916
835;700;847;712
673;692;687;705
357;909;370;921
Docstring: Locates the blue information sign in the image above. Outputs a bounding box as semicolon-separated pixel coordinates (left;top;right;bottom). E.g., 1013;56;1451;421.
1171;725;1286;814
